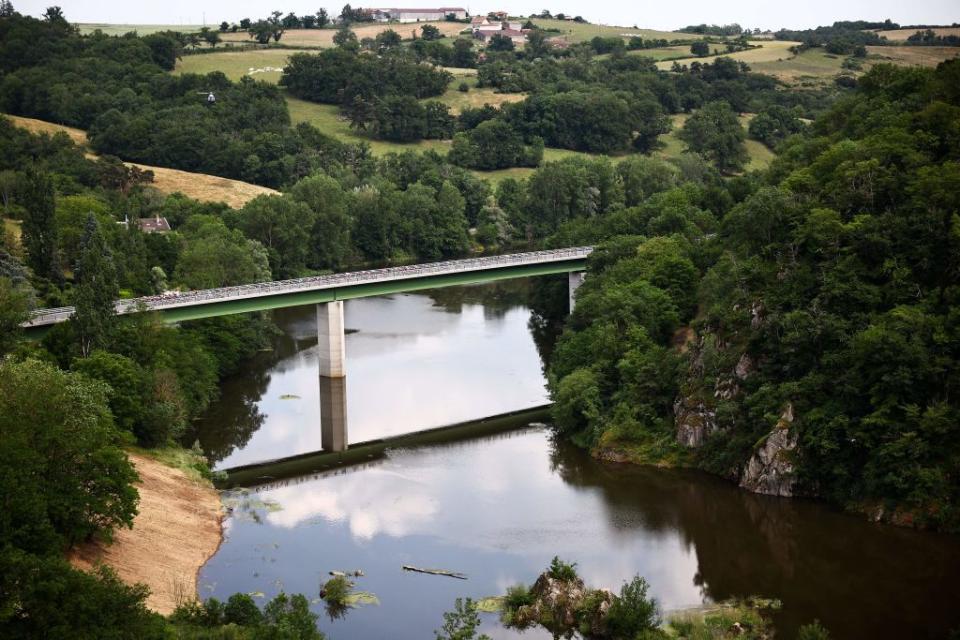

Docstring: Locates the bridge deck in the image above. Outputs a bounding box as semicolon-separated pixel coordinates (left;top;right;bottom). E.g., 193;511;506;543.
24;247;592;327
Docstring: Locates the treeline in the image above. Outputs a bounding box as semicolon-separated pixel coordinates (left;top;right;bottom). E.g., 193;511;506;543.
775;20;891;54
906;29;960;46
680;23;743;36
544;60;960;532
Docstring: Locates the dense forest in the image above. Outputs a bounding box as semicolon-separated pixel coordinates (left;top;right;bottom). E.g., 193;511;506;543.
545;59;960;532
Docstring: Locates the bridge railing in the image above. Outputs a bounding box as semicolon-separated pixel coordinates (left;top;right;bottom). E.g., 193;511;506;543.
25;247;593;327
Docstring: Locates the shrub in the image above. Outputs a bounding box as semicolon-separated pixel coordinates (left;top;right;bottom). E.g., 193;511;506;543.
504;584;535;609
797;620;832;640
547;556;579;582
605;576;663;639
224;593;263;626
459;82;470;92
321;575;351;605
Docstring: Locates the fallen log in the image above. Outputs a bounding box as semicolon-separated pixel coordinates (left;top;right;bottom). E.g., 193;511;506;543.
401;565;467;580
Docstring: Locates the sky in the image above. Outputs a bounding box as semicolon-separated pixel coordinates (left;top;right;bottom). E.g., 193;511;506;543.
13;0;959;31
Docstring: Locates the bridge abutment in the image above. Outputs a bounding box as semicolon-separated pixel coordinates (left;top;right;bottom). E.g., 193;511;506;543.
568;271;585;313
317;301;348;452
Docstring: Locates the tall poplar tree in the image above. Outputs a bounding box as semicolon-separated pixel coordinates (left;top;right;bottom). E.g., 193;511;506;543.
20;167;60;281
72;215;118;357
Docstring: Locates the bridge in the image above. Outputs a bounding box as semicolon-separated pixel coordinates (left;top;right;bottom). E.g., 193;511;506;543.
24;247;592;456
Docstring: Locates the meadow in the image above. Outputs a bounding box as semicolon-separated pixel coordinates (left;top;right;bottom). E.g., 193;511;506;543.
865;45;960;68
530;18;698;44
77;23;202;35
654;40;800;70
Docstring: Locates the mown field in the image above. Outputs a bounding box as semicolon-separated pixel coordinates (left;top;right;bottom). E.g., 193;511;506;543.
749;48;848;86
658;113;774;172
530;18;699;43
654;40;800;70
865;45;960;67
873;26;960;41
218;21;467;47
78;23;202;35
174;48;313;81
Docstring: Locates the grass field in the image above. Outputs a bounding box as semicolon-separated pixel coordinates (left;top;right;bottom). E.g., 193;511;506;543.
655;40;800;70
4;114;278;207
529;18;699;44
865;45;960;68
874;27;960;41
656;113;775;172
78;23;203;35
626;43;726;61
174;49;314;81
750;49;848;85
219;22;467;47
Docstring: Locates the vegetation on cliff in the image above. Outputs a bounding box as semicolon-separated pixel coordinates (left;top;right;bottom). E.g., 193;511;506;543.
547;59;960;531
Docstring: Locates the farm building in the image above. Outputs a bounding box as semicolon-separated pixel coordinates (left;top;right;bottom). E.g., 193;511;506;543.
474;27;527;44
368;7;467;22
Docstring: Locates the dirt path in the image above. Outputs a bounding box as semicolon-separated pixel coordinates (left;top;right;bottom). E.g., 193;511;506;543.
69;452;223;615
4;114;278;208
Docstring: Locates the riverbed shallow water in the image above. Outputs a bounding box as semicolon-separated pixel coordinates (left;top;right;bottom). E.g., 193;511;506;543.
190;283;960;640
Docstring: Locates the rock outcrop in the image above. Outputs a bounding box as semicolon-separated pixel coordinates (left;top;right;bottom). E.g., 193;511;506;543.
739;403;798;497
509;571;612;635
674;397;718;448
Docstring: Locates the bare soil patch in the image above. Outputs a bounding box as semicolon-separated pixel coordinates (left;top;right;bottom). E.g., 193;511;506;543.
68;452;223;615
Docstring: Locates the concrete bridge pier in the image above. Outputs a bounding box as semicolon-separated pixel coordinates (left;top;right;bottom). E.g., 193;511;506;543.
568;271;585;313
317;301;347;452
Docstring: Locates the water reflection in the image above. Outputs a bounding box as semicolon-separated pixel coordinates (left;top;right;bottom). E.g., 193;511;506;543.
189;283;550;469
205;428;960;640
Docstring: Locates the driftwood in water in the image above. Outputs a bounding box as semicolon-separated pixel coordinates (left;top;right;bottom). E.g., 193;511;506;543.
329;570;364;577
401;565;467;580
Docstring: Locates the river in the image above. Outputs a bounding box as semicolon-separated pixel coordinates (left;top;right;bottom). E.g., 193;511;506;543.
189;282;960;640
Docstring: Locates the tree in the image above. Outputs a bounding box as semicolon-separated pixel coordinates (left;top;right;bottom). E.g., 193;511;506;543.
333;25;359;50
525;29;549;58
0;275;31;355
631;97;672;153
0;358;139;553
690;40;710;56
435;598;491;640
0;551;167;639
0;1;15;17
374;95;427;142
421;24;441;40
42;5;65;22
174;216;271;289
375;28;402;51
240;17;251;29
281;12;301;29
678;100;747;173
248;20;276;44
605;576;665;638
20;166;60;281
301;14;316;29
72;214;119;357
288;173;353;269
487;33;515;52
199;26;221;48
316;7;330;28
236;195;315;278
219;20;229;31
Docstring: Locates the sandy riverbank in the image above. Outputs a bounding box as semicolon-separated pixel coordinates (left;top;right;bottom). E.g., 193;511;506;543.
69;452;223;615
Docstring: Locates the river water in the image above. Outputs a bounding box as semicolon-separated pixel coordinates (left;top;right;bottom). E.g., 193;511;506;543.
191;283;960;640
